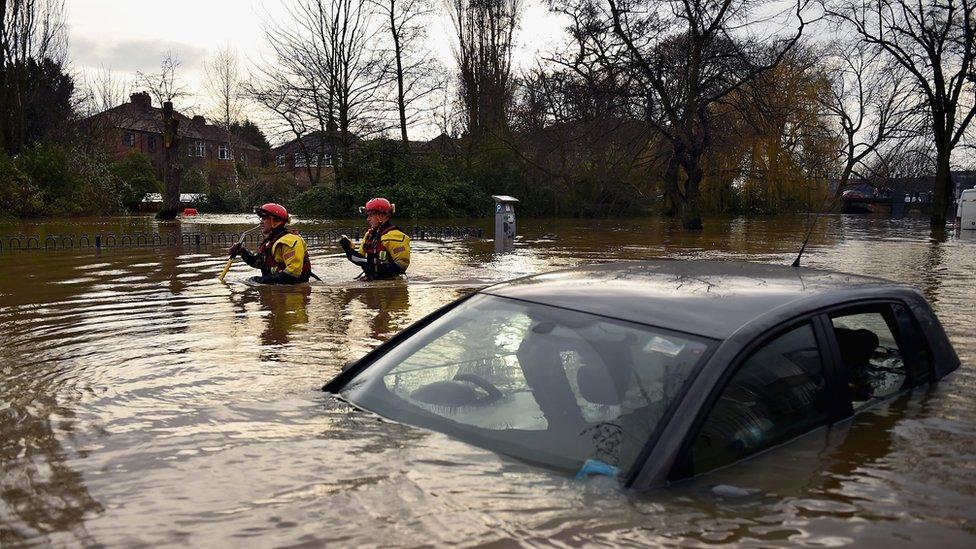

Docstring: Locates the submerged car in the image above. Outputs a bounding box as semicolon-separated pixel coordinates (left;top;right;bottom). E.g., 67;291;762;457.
323;261;959;489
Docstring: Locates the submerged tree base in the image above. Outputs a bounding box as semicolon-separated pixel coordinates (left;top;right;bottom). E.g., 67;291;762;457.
156;209;178;221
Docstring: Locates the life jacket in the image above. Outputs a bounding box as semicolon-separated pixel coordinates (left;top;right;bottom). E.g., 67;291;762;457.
257;226;312;281
362;221;407;277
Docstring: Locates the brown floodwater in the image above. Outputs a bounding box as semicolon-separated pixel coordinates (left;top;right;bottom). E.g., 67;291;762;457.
1;213;974;547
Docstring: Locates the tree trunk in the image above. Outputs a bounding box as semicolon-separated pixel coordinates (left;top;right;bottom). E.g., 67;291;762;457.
931;144;952;229
157;101;182;220
390;10;408;148
661;148;682;216
682;159;704;230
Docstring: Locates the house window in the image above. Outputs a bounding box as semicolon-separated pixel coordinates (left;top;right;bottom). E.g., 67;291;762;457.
122;132;134;146
218;144;230;160
147;135;156;152
295;152;326;168
276;154;285;167
195;141;205;157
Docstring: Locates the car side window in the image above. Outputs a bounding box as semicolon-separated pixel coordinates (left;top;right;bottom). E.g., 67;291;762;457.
691;323;828;474
830;304;932;410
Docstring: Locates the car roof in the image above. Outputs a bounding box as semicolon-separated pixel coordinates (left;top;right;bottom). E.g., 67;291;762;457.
480;260;912;340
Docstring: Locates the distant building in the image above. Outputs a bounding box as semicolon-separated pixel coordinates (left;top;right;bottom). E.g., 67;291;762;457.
270;131;460;183
82;92;265;177
838;170;976;202
271;130;348;182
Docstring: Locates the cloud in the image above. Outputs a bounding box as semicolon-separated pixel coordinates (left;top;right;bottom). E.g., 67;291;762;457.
71;35;208;74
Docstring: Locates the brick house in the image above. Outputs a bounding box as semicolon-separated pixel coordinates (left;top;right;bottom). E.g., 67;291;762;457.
271;130;350;183
83;92;265;177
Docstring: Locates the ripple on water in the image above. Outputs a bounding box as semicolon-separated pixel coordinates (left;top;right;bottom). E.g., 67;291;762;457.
2;215;976;546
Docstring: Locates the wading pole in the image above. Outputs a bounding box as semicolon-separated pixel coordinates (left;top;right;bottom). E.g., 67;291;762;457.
219;225;261;283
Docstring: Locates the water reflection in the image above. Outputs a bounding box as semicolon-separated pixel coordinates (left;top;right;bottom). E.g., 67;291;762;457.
0;387;102;544
341;283;410;340
231;285;312;347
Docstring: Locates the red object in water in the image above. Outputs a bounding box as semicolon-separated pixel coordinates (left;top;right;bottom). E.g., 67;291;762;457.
183;208;198;216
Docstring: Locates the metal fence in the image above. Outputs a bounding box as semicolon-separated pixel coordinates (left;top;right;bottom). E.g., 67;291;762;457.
0;226;483;251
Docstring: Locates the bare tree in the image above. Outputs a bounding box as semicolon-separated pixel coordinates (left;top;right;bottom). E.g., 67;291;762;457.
370;0;444;146
135;53;189;219
205;48;244;132
135;52;190;108
825;0;976;229
205;47;244;198
818;40;920;195
83;65;130;114
252;0;390;187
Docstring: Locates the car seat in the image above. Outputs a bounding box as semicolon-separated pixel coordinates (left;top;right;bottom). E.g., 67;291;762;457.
516;331;586;428
834;327;880;399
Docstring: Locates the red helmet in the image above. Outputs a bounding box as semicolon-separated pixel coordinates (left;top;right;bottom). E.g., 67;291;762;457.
359;197;395;215
256;203;289;222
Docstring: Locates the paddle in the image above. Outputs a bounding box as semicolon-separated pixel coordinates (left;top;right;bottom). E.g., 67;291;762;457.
218;225;262;283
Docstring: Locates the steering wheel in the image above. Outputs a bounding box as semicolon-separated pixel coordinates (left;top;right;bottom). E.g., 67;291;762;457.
453;372;503;405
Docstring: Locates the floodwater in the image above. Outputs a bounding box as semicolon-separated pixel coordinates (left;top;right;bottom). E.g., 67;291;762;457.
1;214;974;547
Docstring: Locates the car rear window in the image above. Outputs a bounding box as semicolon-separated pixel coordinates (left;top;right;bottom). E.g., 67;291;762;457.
342;294;714;476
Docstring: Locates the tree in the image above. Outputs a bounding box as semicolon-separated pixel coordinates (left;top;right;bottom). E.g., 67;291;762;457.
371;0;444;146
448;0;522;142
81;65;130;115
205;47;245;200
136;54;188;219
231;119;272;150
0;0;68;154
825;0;976;229
719;49;836;214
252;0;390;187
135;52;190;108
817;40;919;195
553;0;810;229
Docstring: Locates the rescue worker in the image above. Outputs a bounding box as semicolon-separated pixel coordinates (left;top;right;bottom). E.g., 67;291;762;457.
228;203;312;284
339;197;410;280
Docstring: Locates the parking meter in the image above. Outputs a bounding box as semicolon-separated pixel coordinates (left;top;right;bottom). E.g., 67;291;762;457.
492;195;518;252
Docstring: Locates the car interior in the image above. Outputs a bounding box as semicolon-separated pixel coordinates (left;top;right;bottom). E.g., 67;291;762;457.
830;310;913;406
687;305;930;476
372;301;709;474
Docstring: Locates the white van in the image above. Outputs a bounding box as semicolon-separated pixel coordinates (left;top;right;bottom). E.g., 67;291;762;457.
957;189;976;230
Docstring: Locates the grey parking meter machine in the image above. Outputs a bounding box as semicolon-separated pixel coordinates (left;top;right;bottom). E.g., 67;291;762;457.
492;195;518;252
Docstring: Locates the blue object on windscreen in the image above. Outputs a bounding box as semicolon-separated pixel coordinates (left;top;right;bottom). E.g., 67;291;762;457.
575;459;620;480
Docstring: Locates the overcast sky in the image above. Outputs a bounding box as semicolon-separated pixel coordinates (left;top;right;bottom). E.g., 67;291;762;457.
66;0;567;140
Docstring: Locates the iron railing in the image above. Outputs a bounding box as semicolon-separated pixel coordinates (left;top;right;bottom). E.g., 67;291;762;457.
0;226;483;251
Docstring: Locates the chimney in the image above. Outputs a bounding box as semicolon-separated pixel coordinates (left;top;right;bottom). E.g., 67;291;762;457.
192;115;206;125
130;91;151;111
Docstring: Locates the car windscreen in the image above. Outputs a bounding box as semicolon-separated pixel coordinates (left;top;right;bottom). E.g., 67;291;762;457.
340;294;714;477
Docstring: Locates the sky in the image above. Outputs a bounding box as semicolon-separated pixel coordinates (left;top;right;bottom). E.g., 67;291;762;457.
66;0;569;141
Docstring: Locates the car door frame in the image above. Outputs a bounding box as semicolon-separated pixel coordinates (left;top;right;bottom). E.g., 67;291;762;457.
631;297;939;489
645;313;847;485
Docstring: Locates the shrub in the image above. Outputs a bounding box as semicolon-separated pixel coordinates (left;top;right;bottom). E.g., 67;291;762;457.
291;140;491;218
0;152;44;218
111;152;160;211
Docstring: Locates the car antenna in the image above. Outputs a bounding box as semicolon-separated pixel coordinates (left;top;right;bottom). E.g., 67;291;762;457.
792;192;843;268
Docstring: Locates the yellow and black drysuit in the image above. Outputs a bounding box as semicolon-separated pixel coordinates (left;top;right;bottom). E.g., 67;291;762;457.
340;221;410;280
239;225;312;284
